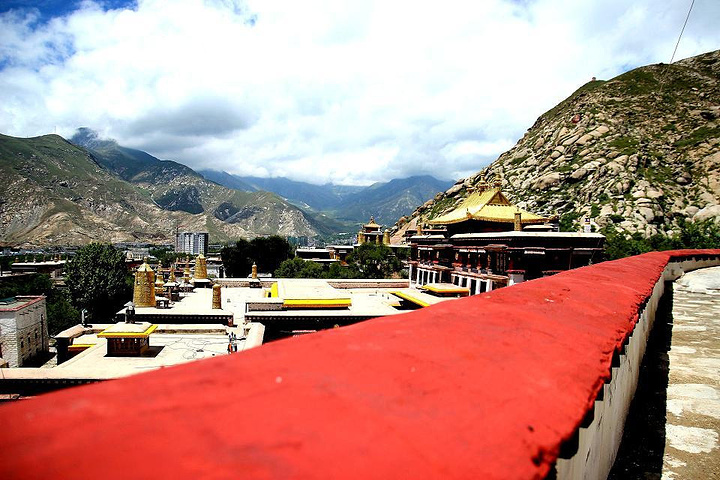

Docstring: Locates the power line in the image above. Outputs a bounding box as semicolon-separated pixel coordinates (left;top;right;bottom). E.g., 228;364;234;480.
670;0;695;64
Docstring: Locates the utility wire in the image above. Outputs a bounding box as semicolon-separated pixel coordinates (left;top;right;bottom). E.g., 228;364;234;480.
670;0;695;64
657;0;696;97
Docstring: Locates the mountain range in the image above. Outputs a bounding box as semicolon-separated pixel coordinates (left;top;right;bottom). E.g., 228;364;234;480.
0;132;329;246
200;170;452;226
392;49;720;242
0;129;451;246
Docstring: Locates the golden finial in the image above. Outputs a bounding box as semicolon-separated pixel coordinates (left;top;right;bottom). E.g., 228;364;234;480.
493;174;502;189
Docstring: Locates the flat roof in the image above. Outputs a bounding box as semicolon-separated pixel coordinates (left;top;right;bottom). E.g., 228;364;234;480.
119;288;266;320
248;284;450;319
0;295;44;312
275;279;352;309
51;323;263;378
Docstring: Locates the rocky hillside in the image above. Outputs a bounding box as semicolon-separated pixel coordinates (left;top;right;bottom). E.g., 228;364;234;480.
0;133;325;247
394;49;720;239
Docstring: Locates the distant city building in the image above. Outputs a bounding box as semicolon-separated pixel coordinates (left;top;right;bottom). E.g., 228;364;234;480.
10;259;65;279
175;232;209;256
124;247;150;261
0;296;49;367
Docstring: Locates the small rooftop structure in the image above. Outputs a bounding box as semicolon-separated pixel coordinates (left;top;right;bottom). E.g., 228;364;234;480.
97;322;157;356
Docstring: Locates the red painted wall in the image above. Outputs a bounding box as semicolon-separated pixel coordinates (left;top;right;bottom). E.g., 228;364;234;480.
0;250;718;479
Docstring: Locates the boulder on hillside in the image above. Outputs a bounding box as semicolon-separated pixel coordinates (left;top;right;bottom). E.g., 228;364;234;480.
532;173;562;190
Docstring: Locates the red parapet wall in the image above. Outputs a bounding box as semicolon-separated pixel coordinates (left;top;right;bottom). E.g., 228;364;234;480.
1;250;719;479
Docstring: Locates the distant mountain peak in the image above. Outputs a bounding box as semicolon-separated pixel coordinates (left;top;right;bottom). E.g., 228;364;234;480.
71;127;117;150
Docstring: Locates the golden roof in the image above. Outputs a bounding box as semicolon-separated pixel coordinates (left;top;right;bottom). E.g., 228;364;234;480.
428;187;547;225
363;216;381;228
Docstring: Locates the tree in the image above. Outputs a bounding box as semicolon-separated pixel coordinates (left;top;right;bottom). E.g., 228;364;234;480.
326;262;360;279
0;255;13;274
221;239;253;277
46;291;79;335
222;236;293;277
251;236;294;274
149;247;181;267
65;243;131;322
275;257;324;278
346;243;402;279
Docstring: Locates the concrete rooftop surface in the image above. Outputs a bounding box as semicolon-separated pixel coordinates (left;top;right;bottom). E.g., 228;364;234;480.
663;265;720;479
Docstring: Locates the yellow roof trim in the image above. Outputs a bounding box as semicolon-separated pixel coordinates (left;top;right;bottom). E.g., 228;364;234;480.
390;291;430;308
68;343;95;349
97;324;158;338
421;284;469;294
283;298;352;309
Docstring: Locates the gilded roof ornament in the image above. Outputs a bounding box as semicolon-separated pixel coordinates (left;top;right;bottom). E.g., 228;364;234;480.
493;174;502;189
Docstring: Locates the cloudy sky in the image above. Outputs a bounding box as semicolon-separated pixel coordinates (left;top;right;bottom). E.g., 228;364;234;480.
1;0;719;185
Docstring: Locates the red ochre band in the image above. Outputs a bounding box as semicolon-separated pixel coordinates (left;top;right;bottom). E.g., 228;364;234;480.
0;249;718;479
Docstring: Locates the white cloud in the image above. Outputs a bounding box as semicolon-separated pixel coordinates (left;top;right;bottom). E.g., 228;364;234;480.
1;0;719;185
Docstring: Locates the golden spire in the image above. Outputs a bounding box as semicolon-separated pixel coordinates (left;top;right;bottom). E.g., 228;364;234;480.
194;254;208;280
212;283;222;309
155;271;165;295
169;264;176;283
133;258;156;308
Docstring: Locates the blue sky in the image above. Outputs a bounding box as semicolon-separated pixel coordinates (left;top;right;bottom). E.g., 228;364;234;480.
1;1;136;21
1;0;719;185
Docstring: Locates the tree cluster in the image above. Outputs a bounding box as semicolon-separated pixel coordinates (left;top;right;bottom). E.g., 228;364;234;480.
275;243;404;280
149;247;183;267
221;236;294;277
65;243;132;323
601;219;720;260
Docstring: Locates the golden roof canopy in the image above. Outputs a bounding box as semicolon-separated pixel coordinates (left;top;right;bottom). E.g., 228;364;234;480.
428;187;547;226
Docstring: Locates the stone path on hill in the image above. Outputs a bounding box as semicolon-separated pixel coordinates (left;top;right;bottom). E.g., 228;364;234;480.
662;266;720;480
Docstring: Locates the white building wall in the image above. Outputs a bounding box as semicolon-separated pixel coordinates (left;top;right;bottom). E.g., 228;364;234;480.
0;297;48;368
176;232;209;256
